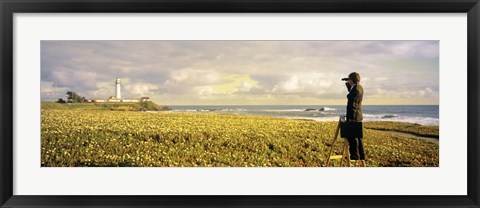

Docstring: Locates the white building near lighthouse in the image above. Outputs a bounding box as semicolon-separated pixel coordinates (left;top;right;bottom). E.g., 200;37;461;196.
89;77;149;103
115;77;121;99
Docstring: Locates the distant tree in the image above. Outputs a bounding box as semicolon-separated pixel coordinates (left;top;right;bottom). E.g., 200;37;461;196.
57;98;66;103
66;91;87;103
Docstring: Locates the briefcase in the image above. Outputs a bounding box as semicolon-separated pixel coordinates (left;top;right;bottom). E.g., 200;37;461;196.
340;121;364;138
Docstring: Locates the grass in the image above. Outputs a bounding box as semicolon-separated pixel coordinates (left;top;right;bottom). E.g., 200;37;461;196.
41;109;439;167
364;121;439;138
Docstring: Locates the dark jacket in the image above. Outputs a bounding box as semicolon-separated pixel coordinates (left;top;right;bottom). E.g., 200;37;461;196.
343;82;364;138
346;82;363;122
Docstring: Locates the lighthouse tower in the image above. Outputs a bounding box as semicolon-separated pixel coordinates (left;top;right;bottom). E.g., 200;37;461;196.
115;77;121;99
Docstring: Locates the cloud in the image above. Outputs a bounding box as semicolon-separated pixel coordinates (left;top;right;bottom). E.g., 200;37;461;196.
271;73;332;95
367;86;438;100
194;86;215;97
123;82;160;98
238;81;255;92
41;40;439;105
402;87;438;98
269;73;350;101
41;81;69;100
50;69;99;91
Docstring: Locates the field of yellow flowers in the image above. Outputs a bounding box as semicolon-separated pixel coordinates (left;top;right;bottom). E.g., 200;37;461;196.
41;109;439;167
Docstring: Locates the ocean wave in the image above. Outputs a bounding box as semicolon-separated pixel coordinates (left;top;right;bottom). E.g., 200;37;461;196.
362;114;438;125
363;114;399;119
264;107;337;112
263;109;305;112
283;116;341;122
373;116;439;126
174;108;248;112
382;114;398;118
172;109;198;112
285;114;438;126
305;107;338;112
220;108;247;111
321;107;337;111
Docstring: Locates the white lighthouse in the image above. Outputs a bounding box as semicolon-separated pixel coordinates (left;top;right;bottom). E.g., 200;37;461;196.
115;77;121;99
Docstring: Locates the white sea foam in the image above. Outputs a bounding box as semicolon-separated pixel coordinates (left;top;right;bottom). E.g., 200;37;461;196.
263;107;337;112
220;108;247;111
172;109;198;112
285;114;439;126
322;107;337;111
174;108;248;112
263;109;306;112
375;116;439;126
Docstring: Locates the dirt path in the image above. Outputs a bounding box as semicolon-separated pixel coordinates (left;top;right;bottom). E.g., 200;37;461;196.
367;128;439;144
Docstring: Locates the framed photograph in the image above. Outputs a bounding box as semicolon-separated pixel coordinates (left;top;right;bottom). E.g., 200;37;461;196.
1;0;479;207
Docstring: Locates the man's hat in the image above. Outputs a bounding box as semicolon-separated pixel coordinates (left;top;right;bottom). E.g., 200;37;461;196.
343;72;360;83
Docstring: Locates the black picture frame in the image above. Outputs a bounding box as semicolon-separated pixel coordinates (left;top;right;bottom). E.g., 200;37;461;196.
1;0;479;207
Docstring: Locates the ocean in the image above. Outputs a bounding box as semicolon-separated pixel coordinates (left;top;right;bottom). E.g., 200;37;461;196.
168;105;439;126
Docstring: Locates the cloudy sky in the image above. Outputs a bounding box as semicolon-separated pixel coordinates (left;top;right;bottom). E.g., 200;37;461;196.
41;40;439;105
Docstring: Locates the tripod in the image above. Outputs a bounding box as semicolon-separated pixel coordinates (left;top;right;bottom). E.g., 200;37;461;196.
325;115;366;167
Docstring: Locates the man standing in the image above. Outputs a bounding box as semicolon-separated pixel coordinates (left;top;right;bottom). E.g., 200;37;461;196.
344;72;366;164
